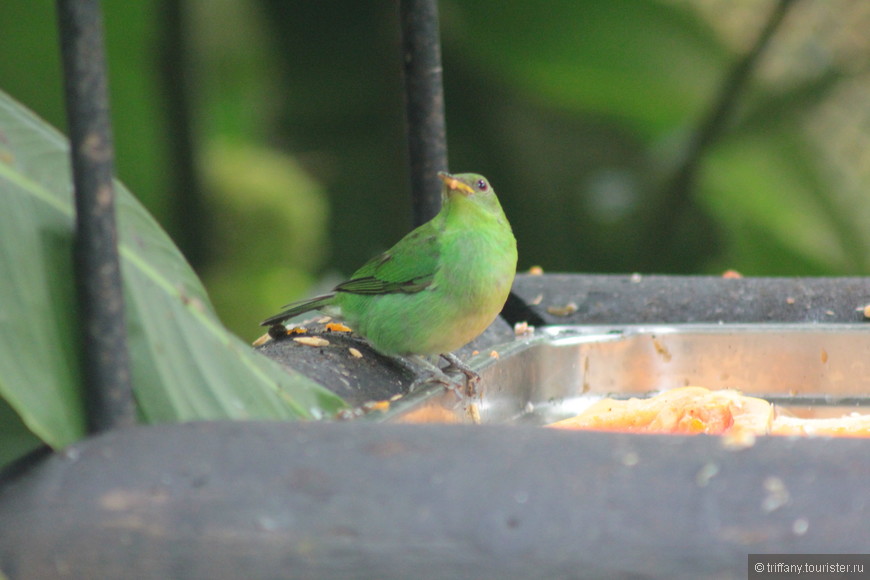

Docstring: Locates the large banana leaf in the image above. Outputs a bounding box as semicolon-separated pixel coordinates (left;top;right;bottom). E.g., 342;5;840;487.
0;90;346;459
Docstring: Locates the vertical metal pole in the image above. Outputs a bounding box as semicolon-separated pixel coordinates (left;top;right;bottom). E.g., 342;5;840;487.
160;0;209;272
57;0;136;433
399;0;448;226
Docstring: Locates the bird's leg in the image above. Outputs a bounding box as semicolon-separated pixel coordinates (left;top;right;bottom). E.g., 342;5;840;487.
396;355;466;395
439;352;480;397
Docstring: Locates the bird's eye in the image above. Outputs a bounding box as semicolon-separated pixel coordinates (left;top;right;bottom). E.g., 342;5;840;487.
476;179;488;191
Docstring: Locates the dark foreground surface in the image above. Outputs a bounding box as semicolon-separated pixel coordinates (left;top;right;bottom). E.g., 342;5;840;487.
2;421;868;580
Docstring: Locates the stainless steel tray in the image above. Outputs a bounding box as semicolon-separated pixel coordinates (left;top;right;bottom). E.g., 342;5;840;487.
381;324;870;425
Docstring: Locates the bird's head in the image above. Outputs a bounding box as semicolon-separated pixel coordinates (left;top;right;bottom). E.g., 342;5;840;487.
436;171;506;220
437;172;493;199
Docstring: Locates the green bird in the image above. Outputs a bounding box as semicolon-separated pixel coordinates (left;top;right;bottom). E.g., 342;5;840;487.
261;171;517;386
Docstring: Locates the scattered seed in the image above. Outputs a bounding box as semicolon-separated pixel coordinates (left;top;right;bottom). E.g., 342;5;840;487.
293;336;330;347
514;321;534;336
326;322;353;332
467;403;481;423
546;302;578;317
363;400;390;412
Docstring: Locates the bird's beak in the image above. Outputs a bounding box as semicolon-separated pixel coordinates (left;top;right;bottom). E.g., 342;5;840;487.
437;171;475;196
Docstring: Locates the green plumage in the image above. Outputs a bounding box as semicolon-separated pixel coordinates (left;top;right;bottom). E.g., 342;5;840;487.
262;172;517;357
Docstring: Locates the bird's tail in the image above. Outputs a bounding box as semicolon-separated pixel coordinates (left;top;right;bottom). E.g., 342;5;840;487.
260;293;336;327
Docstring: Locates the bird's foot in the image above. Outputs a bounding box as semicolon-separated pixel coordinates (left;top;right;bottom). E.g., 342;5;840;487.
439;352;480;398
396;354;480;398
399;355;468;397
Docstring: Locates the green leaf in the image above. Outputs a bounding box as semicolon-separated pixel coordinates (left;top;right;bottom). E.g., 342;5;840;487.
444;0;728;137
0;90;346;456
0;396;43;468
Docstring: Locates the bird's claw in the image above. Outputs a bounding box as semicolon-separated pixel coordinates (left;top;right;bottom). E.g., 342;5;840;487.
440;352;480;398
408;370;465;395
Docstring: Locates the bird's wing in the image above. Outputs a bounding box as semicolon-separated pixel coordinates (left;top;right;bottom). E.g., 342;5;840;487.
334;226;440;296
260;293;336;326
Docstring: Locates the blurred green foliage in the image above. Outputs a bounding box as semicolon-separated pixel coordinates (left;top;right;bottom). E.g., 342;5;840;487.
2;0;868;341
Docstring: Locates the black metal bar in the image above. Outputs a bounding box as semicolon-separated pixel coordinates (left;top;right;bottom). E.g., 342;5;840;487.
159;0;209;272
56;0;136;433
399;0;448;226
